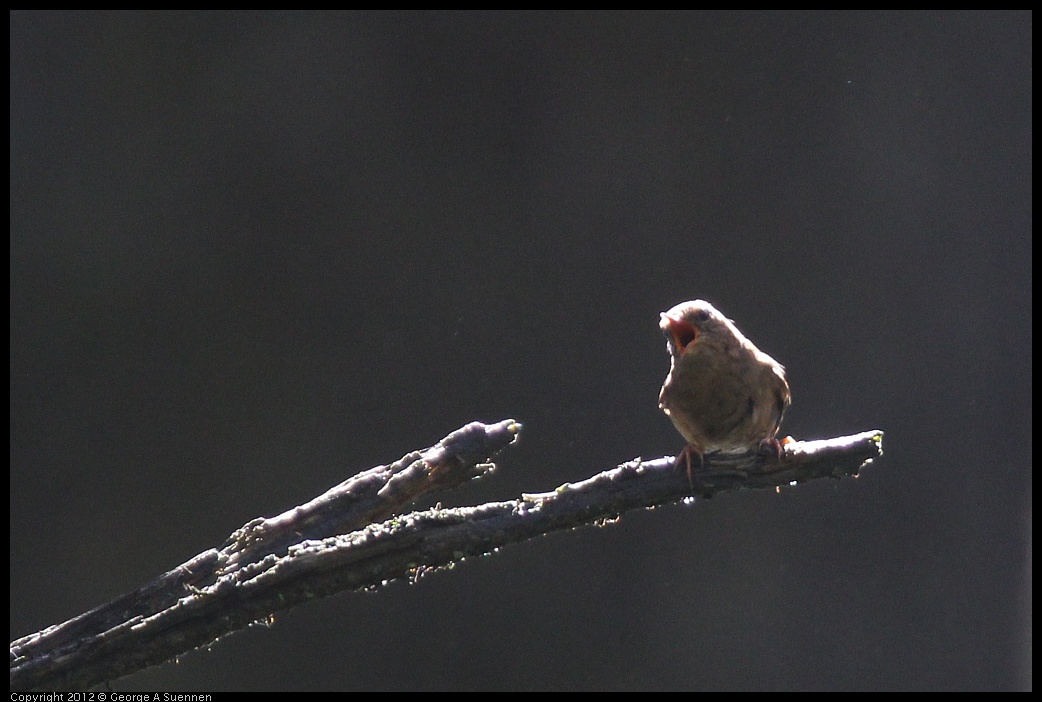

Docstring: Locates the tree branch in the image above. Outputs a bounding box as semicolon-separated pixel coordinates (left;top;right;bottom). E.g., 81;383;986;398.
10;421;882;691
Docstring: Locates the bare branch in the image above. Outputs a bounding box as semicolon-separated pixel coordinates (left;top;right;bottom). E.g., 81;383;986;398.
10;423;882;691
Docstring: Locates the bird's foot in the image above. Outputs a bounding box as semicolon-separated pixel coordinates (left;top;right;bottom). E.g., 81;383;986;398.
758;435;794;462
673;443;706;493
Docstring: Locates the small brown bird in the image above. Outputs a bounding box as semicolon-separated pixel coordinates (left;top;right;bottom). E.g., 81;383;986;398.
658;300;791;478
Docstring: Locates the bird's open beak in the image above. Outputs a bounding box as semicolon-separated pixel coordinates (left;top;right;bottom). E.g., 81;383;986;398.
660;313;698;355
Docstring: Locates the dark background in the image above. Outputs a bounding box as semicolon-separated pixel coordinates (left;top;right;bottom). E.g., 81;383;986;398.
10;11;1031;691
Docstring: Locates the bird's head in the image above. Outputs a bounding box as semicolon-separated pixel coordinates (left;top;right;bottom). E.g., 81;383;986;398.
659;299;732;358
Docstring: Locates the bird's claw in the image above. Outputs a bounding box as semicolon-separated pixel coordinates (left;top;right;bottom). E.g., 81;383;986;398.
758;436;793;462
673;443;706;494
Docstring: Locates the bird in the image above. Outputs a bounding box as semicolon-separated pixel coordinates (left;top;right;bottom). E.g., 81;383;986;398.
658;299;791;483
